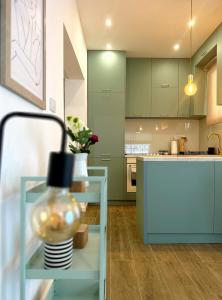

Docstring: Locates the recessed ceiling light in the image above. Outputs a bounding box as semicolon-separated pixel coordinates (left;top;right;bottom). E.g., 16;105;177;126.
173;43;180;51
188;19;195;27
105;18;112;27
106;43;112;50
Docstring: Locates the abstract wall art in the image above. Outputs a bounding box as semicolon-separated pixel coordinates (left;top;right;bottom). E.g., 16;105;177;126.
0;0;46;109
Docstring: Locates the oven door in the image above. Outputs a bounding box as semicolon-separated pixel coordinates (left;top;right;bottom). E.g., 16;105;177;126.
127;163;136;192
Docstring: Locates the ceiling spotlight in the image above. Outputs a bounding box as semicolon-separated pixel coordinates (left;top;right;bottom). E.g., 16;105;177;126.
105;18;112;27
173;44;180;51
188;19;195;27
106;43;112;50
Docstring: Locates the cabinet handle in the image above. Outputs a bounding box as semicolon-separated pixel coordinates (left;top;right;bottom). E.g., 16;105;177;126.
101;89;112;92
160;84;170;88
100;154;111;156
101;158;111;161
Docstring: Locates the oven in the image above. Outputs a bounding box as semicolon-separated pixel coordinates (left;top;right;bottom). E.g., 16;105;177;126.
127;157;137;192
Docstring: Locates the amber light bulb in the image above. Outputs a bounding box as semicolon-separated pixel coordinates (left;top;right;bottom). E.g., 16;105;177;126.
31;187;81;243
184;74;197;96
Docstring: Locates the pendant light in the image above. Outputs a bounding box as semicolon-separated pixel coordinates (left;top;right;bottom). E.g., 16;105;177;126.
184;0;197;96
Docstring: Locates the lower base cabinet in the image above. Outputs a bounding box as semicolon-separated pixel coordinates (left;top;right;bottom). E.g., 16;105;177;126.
89;157;124;201
214;162;222;233
137;160;222;243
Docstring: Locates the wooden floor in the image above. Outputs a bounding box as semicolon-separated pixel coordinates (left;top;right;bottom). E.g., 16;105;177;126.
83;205;222;300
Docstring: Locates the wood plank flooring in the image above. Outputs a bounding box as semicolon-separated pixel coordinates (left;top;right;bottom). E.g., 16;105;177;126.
83;205;222;300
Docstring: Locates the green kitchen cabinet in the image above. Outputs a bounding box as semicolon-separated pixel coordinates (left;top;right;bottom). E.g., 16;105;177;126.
214;162;222;233
189;66;207;118
151;59;178;88
143;162;214;234
88;92;125;157
126;58;152;117
178;59;191;117
88;50;126;93
151;87;178;117
88;157;124;201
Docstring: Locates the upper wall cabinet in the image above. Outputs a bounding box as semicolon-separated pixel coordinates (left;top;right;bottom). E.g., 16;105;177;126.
151;59;179;88
151;59;179;117
126;58;152;117
178;59;191;117
88;51;126;93
151;87;178;117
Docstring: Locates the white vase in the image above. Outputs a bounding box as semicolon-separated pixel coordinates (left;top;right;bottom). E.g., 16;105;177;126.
73;153;88;178
73;153;88;212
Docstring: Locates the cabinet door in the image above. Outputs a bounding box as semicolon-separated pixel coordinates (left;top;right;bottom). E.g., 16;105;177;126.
178;59;191;117
88;92;125;156
88;157;124;201
151;87;178;117
152;59;178;88
214;162;222;233
145;162;214;233
88;51;126;93
126;58;151;117
190;67;206;117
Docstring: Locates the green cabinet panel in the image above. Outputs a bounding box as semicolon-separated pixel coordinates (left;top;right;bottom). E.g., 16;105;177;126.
151;59;178;88
214;162;222;233
178;59;191;117
190;67;207;118
88;157;124;201
88;92;125;156
88;51;126;93
126;58;151;117
145;162;214;234
151;87;178;117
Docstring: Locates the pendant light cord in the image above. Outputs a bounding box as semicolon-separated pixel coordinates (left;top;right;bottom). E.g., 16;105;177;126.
0;112;67;179
190;0;193;70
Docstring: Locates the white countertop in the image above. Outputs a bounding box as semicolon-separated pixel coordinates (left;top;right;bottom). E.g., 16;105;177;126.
137;155;222;161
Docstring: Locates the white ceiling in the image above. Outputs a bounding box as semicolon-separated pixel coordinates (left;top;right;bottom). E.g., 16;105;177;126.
77;0;222;58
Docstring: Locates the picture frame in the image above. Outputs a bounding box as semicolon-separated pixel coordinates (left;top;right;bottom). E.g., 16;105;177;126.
0;0;46;109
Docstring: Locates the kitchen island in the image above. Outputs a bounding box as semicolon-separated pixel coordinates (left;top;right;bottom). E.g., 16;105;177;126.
136;155;222;243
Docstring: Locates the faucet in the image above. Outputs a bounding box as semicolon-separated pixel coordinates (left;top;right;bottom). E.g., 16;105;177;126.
207;132;222;155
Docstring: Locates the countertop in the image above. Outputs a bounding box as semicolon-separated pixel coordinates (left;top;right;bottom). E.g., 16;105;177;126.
137;155;222;161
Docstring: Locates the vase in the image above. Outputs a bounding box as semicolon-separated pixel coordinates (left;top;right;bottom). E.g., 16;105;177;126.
72;153;88;212
73;153;88;178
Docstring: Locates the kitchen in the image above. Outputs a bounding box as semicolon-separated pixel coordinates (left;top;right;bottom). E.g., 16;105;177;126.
80;0;222;298
2;0;222;299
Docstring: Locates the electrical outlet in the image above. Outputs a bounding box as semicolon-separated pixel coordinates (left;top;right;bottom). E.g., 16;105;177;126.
49;97;56;113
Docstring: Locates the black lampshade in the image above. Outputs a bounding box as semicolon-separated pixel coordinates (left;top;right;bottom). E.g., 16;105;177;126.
47;152;74;187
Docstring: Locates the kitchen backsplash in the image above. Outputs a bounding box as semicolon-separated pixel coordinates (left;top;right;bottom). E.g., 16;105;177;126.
199;117;222;151
125;119;199;153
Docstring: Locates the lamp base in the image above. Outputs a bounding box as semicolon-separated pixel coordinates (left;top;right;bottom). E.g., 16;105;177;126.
44;238;73;269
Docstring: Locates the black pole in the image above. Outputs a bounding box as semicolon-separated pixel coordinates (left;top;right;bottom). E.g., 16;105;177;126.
0;112;67;179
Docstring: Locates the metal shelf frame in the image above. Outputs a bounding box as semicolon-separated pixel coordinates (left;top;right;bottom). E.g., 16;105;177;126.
20;167;107;300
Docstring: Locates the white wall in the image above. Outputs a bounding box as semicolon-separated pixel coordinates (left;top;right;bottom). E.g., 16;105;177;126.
65;79;87;124
0;1;87;299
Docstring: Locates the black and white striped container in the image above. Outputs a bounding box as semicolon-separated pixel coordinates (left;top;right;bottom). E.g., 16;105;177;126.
44;238;73;269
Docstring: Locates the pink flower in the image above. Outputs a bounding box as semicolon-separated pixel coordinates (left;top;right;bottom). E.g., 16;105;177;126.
90;134;99;143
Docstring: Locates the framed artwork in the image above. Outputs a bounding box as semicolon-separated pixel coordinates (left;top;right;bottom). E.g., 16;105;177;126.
0;0;46;109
